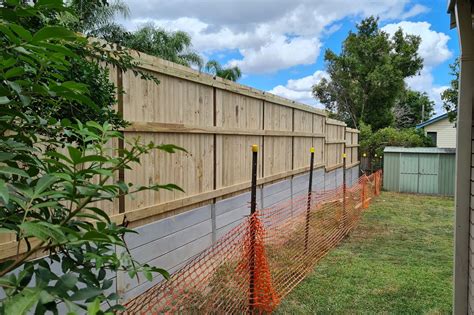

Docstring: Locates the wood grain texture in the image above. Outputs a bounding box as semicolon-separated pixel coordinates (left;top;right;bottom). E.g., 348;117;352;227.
0;48;361;254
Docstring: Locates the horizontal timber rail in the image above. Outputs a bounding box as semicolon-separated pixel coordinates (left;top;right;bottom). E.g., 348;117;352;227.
124;122;325;138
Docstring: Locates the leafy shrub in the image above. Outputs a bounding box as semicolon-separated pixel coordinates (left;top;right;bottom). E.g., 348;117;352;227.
360;122;433;157
0;1;179;314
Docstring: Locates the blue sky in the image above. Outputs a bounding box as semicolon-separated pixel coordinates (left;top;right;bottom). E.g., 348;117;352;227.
121;0;458;114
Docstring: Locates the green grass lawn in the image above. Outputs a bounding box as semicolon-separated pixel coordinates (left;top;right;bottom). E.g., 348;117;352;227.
276;192;454;314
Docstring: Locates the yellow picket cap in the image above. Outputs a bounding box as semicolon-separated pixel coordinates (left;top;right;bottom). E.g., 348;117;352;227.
251;144;259;152
310;147;315;153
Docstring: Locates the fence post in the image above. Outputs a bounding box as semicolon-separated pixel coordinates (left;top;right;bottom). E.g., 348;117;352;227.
304;147;315;253
342;153;347;229
249;144;258;314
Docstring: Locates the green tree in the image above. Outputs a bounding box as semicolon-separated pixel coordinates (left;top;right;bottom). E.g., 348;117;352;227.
0;1;179;313
393;89;435;128
123;24;204;68
313;16;423;130
205;60;242;81
65;0;130;38
441;58;459;122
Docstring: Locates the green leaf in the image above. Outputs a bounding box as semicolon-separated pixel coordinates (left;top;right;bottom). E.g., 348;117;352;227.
69;287;102;302
148;266;170;280
31;201;58;209
9;24;32;42
87;298;101;315
13;46;31;55
157;144;187;153
0;180;9;204
46;151;73;164
57;273;78;290
34;175;58;196
67;146;82;164
63;299;83;314
0;96;10;104
85;207;111;223
4;67;25;79
32;26;77;42
36;0;64;9
4;287;41;315
0;152;16;161
39;290;55;304
81;231;111;242
0;166;29;178
20;221;66;243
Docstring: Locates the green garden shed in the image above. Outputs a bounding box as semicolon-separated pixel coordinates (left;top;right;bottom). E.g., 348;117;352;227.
382;146;455;196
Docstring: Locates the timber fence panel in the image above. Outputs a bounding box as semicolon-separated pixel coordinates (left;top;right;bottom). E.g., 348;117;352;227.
0;48;360;255
263;102;293;177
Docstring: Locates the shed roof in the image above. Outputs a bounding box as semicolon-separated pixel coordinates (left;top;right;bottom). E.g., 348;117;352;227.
383;146;456;154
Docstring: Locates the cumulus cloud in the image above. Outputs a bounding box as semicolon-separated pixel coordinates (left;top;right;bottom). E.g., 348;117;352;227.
228;37;321;74
121;0;428;74
406;69;449;114
268;71;329;106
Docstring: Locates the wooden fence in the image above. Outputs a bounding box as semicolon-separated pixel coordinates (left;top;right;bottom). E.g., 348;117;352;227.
107;52;360;227
0;50;360;258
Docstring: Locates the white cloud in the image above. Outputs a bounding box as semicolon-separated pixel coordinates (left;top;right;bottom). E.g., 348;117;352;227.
268;70;329;106
406;69;449;114
382;21;453;113
399;4;430;19
121;0;428;74
227;36;321;74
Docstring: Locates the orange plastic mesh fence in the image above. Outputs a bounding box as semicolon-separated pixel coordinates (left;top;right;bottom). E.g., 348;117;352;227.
124;170;383;314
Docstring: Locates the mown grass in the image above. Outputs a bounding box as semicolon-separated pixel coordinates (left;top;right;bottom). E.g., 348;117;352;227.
276;192;454;314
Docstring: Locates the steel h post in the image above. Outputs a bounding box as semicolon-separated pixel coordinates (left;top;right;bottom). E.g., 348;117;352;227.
304;147;315;253
249;145;258;314
342;152;347;229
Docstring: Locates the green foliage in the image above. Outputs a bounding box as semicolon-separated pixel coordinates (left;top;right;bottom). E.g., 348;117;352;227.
205;60;242;82
441;58;459;122
0;1;180;314
359;122;433;157
313;17;423;130
0;0;154;133
122;24;204;68
393;89;434;128
65;0;130;37
64;1;243;81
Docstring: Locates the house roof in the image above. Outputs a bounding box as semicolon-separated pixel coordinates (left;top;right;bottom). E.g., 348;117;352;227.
415;112;450;129
384;146;456;154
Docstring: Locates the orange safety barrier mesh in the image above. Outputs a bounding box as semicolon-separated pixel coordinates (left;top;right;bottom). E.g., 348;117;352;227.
124;170;383;314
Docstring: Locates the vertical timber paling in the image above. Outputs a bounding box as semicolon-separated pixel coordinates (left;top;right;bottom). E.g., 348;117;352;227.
117;69;125;214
